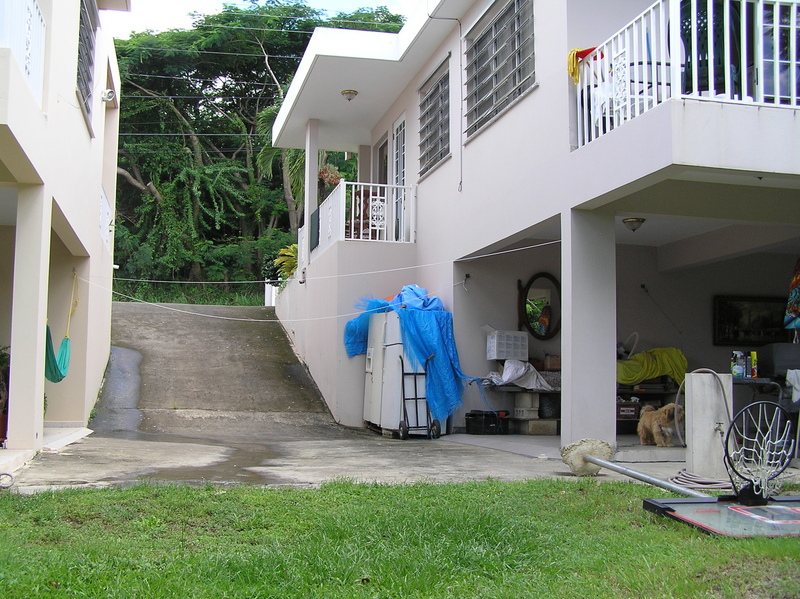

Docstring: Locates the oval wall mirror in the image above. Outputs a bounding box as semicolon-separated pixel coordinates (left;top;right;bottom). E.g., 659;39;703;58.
518;272;561;340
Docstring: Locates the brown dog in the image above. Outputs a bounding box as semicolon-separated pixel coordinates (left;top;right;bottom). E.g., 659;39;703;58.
637;403;684;447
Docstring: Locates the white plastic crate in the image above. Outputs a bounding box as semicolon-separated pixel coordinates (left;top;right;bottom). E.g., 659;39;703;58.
486;330;528;361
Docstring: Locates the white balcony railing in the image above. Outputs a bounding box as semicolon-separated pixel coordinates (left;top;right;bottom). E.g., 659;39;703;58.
310;180;415;257
575;0;799;147
0;0;46;105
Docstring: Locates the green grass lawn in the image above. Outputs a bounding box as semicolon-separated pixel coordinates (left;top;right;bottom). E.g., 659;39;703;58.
0;479;798;598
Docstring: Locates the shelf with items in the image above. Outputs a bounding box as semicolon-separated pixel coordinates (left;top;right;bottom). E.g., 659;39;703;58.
616;376;682;433
503;388;561;435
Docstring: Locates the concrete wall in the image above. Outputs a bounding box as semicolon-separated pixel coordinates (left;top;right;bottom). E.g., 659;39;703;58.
0;0;122;448
617;246;796;373
0;226;13;346
277;240;418;427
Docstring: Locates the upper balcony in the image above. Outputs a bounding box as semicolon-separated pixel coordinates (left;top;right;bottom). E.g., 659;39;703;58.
574;0;799;147
0;0;46;106
298;181;416;268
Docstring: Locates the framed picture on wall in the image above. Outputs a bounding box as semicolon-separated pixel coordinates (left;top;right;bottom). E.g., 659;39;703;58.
713;295;791;346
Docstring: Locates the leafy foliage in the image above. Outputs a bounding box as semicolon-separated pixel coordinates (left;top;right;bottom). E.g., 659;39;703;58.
273;243;299;281
113;3;403;301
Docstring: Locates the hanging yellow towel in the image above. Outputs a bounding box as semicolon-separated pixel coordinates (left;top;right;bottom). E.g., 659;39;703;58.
568;49;581;84
567;47;598;84
616;348;688;385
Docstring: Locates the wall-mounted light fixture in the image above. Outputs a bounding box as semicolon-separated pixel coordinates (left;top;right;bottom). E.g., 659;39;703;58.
101;89;116;103
622;217;645;232
340;89;358;102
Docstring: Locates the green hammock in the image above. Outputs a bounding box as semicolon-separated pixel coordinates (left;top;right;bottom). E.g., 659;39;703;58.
44;271;78;383
45;325;70;383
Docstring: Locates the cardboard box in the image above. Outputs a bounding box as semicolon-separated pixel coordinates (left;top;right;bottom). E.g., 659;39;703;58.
543;354;561;370
617;401;640;419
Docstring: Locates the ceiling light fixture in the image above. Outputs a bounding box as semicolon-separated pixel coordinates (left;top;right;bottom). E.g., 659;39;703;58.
340;89;358;102
622;217;646;232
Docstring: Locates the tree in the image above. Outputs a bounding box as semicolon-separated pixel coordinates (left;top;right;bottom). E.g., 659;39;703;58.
114;3;404;289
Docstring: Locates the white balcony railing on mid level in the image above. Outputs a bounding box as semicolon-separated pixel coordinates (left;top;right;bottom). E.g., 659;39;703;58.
0;0;46;105
310;180;415;257
575;0;799;147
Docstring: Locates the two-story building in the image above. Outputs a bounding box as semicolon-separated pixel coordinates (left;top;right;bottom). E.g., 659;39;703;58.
1;0;129;455
272;0;800;448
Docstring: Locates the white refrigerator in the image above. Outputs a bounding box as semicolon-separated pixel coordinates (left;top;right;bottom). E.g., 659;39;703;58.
363;311;440;438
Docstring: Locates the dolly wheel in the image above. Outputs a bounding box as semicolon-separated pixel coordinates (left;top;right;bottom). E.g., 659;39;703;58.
398;421;409;440
0;472;13;489
430;420;441;439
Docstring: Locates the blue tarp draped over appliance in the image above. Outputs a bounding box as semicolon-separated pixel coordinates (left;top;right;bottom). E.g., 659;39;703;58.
344;298;391;358
344;285;467;423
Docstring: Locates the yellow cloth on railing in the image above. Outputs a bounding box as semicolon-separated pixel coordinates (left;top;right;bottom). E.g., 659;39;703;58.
616;348;688;385
567;48;582;84
567;47;598;84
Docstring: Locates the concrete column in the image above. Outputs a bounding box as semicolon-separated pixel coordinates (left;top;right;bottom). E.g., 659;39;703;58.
7;185;51;450
685;372;732;480
560;208;617;446
357;144;371;183
304;119;319;267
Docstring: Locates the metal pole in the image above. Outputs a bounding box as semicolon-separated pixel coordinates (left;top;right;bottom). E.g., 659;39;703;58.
583;454;710;498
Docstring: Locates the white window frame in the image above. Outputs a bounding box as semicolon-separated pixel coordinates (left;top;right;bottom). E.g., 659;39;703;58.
392;115;406;241
465;0;535;138
418;55;451;177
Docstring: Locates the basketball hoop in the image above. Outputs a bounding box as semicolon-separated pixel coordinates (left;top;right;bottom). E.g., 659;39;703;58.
724;401;796;506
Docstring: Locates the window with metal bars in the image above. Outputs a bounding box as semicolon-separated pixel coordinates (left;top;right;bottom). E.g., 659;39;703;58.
465;0;534;138
76;0;98;121
418;57;450;176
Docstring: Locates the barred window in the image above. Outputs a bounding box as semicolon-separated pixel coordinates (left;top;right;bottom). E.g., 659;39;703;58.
77;0;98;121
418;57;450;176
465;0;534;138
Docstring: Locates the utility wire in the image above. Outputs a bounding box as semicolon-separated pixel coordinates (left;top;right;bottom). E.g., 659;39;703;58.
178;8;404;27
193;23;313;35
83;276;463;324
111;240;562;287
124;47;301;59
127;73;280;87
124;94;270;100
120;132;262;137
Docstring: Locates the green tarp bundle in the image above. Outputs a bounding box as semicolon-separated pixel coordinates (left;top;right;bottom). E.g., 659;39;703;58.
45;325;70;383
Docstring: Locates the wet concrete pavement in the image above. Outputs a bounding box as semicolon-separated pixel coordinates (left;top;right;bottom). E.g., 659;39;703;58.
5;302;797;492
3;303;575;490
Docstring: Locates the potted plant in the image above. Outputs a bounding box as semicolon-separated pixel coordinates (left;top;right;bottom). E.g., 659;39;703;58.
0;346;9;443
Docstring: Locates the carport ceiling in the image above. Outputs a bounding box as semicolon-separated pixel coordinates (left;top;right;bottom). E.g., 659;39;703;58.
280;54;406;151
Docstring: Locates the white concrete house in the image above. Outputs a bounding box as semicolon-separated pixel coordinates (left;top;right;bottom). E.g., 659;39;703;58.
0;0;129;453
272;0;800;448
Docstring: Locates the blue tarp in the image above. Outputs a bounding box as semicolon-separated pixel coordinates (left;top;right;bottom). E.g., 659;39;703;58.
344;285;469;423
344;297;391;358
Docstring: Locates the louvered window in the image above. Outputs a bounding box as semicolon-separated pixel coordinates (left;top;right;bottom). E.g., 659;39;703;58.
465;0;534;137
418;57;450;176
77;0;98;120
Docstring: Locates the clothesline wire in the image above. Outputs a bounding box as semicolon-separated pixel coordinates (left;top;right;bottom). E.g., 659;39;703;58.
111;239;561;286
79;276;466;324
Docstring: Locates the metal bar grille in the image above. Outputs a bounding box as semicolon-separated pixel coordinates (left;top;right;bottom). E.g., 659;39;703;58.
466;0;534;137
